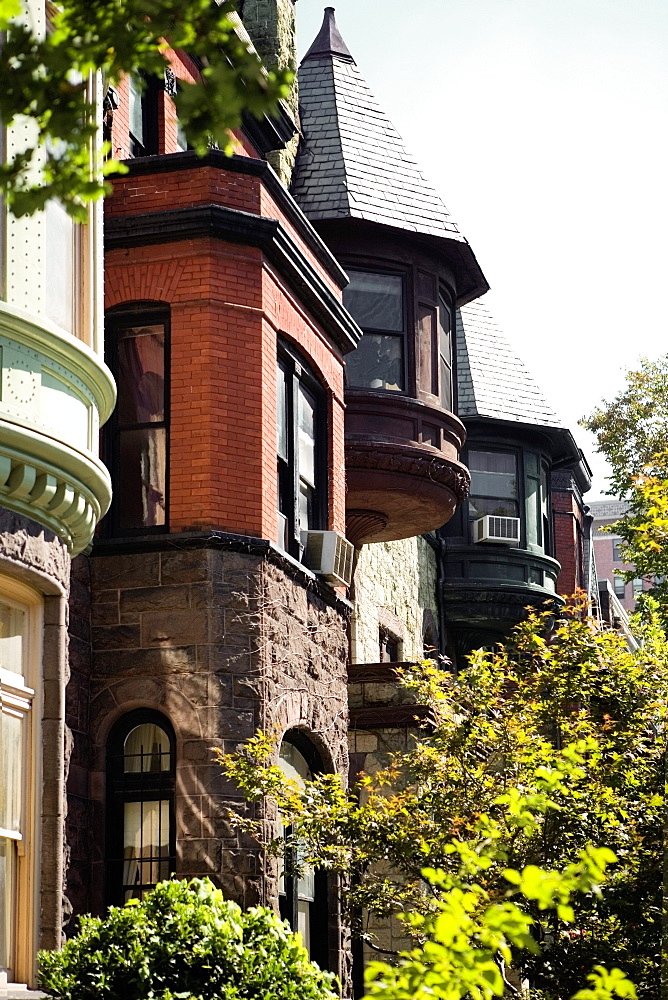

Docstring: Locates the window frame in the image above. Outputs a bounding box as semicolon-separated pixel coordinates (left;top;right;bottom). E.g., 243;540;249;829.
277;732;330;971
276;342;327;558
128;73;160;158
105;304;171;537
105;709;176;908
0;580;42;987
343;266;409;396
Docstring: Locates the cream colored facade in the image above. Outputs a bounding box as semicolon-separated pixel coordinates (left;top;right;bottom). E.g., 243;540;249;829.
0;2;115;988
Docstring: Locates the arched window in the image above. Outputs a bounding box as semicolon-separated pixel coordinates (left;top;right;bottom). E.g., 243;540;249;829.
106;710;176;905
105;305;169;535
277;734;329;969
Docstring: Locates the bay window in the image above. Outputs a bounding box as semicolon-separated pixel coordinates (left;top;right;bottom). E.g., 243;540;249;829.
468;450;519;520
276;345;325;556
106;711;175;905
106;307;169;535
344;270;405;392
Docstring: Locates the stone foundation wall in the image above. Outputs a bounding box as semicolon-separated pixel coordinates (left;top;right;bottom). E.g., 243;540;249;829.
69;536;349;978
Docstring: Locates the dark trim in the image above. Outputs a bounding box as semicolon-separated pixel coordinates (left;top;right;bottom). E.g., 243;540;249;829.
109;150;350;289
349;705;432;729
91;530;353;616
105;203;361;356
240;104;296;155
347;661;415;684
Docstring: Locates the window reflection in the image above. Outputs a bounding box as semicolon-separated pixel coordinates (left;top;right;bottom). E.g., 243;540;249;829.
344;270;405;392
469;451;519;518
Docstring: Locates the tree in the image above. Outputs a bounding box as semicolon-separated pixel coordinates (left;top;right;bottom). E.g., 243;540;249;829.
0;0;293;219
220;600;667;998
582;355;668;609
38;877;337;1000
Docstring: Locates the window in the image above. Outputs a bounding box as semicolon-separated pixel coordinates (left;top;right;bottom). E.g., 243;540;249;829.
276;346;325;556
344;271;405;392
613;575;626;598
106;308;169;534
632;578;644;597
128;75;159;157
278;737;328;968
612;540;624;562
106;711;175;906
468;450;519;519
0;584;40;986
379;628;400;663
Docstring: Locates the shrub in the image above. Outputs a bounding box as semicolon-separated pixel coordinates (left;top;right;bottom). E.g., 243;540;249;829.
38;878;337;1000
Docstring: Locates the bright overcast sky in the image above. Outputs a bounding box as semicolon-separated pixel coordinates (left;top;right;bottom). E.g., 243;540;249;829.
296;0;668;500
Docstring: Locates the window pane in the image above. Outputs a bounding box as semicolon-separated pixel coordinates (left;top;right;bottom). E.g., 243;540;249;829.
123;799;170;900
438;297;452;409
299;483;312;534
298;386;316;487
45;199;75;335
124;724;171;773
344;272;403;332
614;576;626;597
277;364;288;462
118;427;167;531
0;712;22;836
129;76;144;144
469;496;520;519
0;837;17;975
117;325;165;425
0;603;25;676
469;451;517;499
346;334;404;391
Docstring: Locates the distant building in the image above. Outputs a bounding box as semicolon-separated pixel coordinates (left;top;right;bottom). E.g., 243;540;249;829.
590;500;653;613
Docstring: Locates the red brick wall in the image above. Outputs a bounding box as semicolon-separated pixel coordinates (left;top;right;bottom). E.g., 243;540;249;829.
552;487;585;597
105;167;348;541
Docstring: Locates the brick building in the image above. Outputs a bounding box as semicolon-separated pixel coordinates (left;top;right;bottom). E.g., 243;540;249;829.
0;4;597;994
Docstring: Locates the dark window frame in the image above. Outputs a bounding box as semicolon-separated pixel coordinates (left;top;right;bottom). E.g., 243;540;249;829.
466;446;554;557
277;341;327;559
343;265;409;396
104;303;170;537
106;709;176;907
278;731;330;972
128;73;160;158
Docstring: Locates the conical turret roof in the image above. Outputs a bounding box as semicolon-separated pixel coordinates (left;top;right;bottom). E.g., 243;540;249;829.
292;9;488;302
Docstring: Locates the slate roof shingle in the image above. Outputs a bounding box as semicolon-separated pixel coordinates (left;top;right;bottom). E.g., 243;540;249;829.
292;10;468;244
456;298;564;429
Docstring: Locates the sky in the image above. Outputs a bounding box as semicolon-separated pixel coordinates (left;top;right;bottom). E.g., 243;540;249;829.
295;0;668;500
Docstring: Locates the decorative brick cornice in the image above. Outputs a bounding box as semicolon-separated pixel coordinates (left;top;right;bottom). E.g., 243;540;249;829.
105;203;361;356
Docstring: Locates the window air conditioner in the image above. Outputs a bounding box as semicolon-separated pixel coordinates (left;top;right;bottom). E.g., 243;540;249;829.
301;530;354;586
473;515;520;546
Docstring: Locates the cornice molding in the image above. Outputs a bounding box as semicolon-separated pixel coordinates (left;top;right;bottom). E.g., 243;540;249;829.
105;203;362;357
112;150;350;289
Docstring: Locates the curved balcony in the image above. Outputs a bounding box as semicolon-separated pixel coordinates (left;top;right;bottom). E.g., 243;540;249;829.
345;391;469;545
0;302;116;554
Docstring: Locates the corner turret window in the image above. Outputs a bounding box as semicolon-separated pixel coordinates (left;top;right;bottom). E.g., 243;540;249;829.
344;271;405;392
276;344;325;556
105;307;169;535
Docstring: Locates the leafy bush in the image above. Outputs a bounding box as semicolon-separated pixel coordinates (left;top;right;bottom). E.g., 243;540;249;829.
38;878;337;1000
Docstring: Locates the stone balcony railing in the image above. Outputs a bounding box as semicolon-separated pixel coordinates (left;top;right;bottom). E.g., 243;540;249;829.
0;301;115;554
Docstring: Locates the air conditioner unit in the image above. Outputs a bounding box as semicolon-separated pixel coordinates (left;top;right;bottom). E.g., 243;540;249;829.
473;515;520;546
301;530;354;586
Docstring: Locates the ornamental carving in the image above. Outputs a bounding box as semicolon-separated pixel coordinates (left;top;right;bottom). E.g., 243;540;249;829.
346;442;470;504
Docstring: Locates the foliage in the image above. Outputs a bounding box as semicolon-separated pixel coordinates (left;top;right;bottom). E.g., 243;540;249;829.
220;600;667;998
582;356;668;609
364;857;636;1000
38;877;337;1000
0;0;293;219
